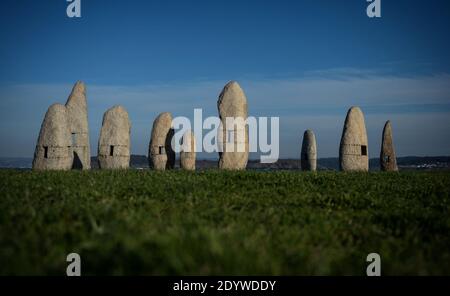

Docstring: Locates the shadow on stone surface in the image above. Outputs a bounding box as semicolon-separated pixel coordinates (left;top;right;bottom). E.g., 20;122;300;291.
72;151;83;170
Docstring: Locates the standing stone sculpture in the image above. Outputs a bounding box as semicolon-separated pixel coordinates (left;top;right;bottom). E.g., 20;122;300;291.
301;130;317;171
217;81;249;170
180;130;196;171
339;106;369;172
98;105;131;169
380;120;398;171
149;112;175;170
65;81;90;170
32;104;73;171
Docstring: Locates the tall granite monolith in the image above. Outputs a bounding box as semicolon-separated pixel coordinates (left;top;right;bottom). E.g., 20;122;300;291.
65;81;90;170
217;81;249;170
32;104;73;170
301;130;317;171
180;130;196;171
98;105;131;169
149;112;175;170
380;120;398;171
339;106;369;172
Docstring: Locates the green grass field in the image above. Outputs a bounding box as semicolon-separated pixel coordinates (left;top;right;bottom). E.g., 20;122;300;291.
1;169;449;275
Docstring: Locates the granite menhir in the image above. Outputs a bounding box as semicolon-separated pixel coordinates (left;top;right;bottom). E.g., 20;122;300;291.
301;130;317;171
149;112;175;171
380;120;398;171
339;106;369;172
217;81;249;170
65;81;91;170
98;105;131;169
32;104;73;170
180;130;196;171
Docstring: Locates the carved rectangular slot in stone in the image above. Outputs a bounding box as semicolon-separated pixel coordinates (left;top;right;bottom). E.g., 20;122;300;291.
44;146;48;159
71;133;77;146
159;146;166;155
110;146;114;156
384;155;390;162
361;145;367;156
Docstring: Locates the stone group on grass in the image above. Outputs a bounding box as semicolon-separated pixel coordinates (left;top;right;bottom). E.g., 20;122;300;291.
32;81;399;172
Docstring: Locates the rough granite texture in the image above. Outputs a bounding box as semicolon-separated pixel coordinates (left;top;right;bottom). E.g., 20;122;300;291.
65;81;91;170
380;120;398;171
217;81;249;170
339;106;369;172
149;112;175;170
98;105;131;169
32;104;73;171
301;130;317;171
180;130;196;171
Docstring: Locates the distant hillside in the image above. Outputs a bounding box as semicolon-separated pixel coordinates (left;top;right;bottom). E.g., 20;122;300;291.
1;156;449;171
0;158;33;169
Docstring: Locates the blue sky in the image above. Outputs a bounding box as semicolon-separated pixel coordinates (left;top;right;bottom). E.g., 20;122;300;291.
0;0;449;158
